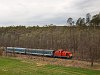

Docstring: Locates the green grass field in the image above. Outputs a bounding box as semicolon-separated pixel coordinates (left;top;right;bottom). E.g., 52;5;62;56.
0;57;100;75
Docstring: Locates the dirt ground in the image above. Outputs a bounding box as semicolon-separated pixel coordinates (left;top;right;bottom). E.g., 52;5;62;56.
4;53;100;70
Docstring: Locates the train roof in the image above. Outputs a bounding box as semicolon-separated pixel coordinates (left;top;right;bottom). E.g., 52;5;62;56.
7;47;54;51
7;47;26;50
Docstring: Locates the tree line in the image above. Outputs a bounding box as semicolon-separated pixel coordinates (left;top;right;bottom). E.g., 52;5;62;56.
0;12;100;66
67;12;100;26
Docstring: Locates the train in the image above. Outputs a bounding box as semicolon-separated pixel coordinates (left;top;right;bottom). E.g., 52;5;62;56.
5;47;73;59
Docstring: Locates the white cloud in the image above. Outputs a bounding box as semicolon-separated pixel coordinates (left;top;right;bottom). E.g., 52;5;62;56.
0;0;100;26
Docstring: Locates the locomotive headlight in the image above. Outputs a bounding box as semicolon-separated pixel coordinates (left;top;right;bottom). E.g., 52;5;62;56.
70;54;72;56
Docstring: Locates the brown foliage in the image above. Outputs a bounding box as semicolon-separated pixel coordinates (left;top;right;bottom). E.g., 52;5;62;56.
0;26;100;64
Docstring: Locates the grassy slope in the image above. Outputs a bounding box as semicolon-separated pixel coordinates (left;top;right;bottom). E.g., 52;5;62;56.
0;57;100;75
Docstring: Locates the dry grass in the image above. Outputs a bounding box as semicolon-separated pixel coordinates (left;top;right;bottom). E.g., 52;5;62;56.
0;56;100;75
7;54;100;70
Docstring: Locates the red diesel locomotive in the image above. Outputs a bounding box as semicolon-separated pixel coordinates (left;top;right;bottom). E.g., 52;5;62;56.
53;49;72;58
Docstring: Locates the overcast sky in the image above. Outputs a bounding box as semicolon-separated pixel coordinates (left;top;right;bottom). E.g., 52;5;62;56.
0;0;100;26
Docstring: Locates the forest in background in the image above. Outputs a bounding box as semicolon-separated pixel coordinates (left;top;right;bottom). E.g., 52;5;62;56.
0;13;100;66
0;26;100;63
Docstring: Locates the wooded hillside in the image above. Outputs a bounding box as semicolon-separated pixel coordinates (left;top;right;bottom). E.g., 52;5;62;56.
0;26;100;64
